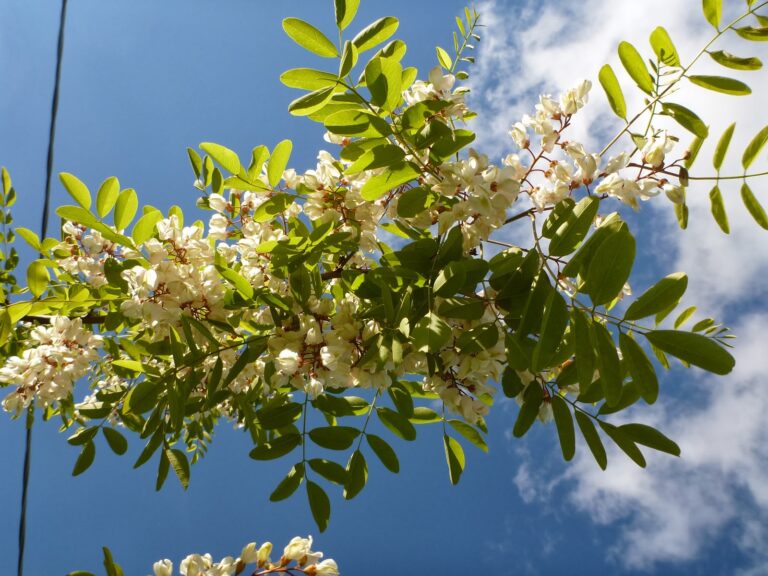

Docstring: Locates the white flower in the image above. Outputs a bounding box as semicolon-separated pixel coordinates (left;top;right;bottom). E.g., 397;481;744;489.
315;558;340;576
153;559;173;576
240;542;259;565
641;131;674;168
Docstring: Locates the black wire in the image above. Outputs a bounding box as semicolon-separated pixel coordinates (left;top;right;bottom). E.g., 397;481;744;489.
18;1;69;575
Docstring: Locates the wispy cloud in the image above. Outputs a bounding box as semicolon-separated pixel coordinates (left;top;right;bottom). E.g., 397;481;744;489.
468;0;768;572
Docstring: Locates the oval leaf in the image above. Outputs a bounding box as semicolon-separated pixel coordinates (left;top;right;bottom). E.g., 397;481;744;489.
713;122;735;171
283;17;338;58
598;64;627;120
96;176;120;217
742;125;768;170
688;75;751;95
353;16;399;53
643;329;735;374
60;172;91;210
624;272;688;321
618;41;654;94
741;182;768;229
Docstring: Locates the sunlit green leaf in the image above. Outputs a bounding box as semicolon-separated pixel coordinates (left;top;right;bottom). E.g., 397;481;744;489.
709;185;730;233
649;26;680;66
702;0;722;29
742;125;768;170
618;41;654;94
598;64;627;120
283;17;338;58
708;50;762;70
740;182;768;229
353;17;399;52
688;75;751;95
443;434;465;485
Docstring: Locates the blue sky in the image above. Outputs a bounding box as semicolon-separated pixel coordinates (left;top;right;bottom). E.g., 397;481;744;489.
1;0;767;574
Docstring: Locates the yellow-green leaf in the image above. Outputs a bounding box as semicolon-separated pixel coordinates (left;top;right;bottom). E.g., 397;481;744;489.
334;0;360;30
114;188;138;231
708;50;762;70
688;75;751;95
713;122;735;171
702;0;722;29
27;260;49;297
741;182;768;229
649;26;680;66
618;41;654;94
443;434;465;485
742;125;768;170
283;17;338;58
267;140;293;188
353;16;399;53
59;172;91;210
200;142;241;175
96;176;120;218
598;64;627;120
709;185;729;233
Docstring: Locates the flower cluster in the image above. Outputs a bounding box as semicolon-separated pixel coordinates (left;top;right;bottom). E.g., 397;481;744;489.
0;316;103;413
151;536;338;576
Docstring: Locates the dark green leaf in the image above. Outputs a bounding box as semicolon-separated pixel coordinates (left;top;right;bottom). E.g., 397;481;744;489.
501;366;524;398
456;322;499;354
257;403;303;429
734;26;768;41
619;332;659;404
308;458;347;485
572;310;596;393
73;441;96;476
412;312;452;353
624;272;688;320
620;423;681;456
575;411;607;469
270;464;304;501
600;422;646;467
102;427;128;455
531;289;568;371
124;380;159;415
360;161;419;201
592;321;622;407
249;433;302;460
343;450;368;499
552;396;575;461
584;225;635;306
643;329;735;374
377;407;416;441
307;481;331;532
366;434;400;472
309;426;360;450
166;448;190;489
513;384;543;438
548;196;601;257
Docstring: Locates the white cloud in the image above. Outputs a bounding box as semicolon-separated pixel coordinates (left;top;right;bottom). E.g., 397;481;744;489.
467;0;768;572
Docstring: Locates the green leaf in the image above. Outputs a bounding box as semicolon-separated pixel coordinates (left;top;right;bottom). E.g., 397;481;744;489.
437;297;485;320
575;411;607;469
283;17;338;58
409;406;442;424
548;196;601;257
270;464;304;501
377;407;416;440
531;289;568;371
339;40;358;77
572;310;596;393
353;16;399;53
513;384;543;438
644;330;735;374
216;262;254;299
102;428;128;455
335;0;360;30
56;204;99;228
280;68;341;90
200;142;241;174
734;26;768;41
742;125;768;170
59;172;92;210
257;402;302;429
661;102;708;139
360;161;418;201
713;123;736;171
688;75;751;95
366;434;400;472
73;441;96;476
456;322;499;354
309;426;360;450
618;41;654;94
96;177;120;218
552;396;575;461
249;433;302;460
702;0;722;29
307;481;331;532
68;426;99;446
598;64;627;120
114;188;138;230
709;185;730;233
502;366;524;398
592;321;622;407
124;380;159;414
708;50;762;70
288;86;336;116
443;434;465;485
584;225;635;306
343;450;368;500
102;547;125;576
131;210;163;244
308;458;347;485
436;46;452;69
365;56;403;111
620;423;681;456
448;420;488;453
600;422;646;467
741;182;768;229
649;27;680;66
267;140;292;188
624;272;688;320
253;194;294;222
166;448;190;489
619;332;659;404
412;311;452;353
674;305;697;329
27;260;49;297
15;227;41;251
